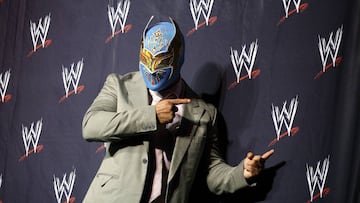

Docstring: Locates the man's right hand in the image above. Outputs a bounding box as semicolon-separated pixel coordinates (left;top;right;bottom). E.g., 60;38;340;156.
155;98;191;124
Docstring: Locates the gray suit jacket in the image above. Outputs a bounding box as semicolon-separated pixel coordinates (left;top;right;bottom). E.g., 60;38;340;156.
82;72;249;203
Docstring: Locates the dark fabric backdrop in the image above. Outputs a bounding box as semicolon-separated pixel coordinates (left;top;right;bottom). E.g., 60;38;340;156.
0;0;359;202
331;0;360;202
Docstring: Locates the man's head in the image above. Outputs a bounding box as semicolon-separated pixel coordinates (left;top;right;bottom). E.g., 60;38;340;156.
139;17;184;92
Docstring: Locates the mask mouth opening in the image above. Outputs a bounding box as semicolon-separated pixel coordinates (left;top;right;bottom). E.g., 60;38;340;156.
140;64;174;86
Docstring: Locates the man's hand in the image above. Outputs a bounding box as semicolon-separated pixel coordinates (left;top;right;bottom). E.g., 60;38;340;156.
243;149;275;179
155;98;191;124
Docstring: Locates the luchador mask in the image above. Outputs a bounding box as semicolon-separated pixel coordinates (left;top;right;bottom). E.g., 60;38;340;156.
139;17;184;91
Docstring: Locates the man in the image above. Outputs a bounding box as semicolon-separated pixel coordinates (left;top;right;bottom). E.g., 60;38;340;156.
82;17;274;203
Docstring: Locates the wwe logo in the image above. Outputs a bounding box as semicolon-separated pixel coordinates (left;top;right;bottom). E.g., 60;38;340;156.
189;0;214;30
282;0;302;18
53;168;76;203
306;156;330;202
271;95;299;140
30;13;51;51
62;59;84;98
0;69;10;102
318;25;343;72
21;118;43;157
108;0;131;37
230;40;259;83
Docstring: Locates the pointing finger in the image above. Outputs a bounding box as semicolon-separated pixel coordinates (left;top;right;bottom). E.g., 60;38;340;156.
261;149;275;160
168;98;191;105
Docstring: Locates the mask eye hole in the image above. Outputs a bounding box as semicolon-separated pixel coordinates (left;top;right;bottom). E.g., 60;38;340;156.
155;49;174;69
140;49;174;71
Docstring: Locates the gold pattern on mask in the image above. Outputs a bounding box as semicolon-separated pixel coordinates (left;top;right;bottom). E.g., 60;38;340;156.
140;48;174;72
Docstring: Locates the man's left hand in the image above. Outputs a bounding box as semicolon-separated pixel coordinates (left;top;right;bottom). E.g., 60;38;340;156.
243;149;275;179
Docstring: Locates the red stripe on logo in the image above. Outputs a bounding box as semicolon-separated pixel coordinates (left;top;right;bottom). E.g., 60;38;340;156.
18;145;44;162
187;16;217;36
105;24;132;44
27;39;52;57
268;127;300;147
277;3;308;26
228;69;261;90
58;85;85;104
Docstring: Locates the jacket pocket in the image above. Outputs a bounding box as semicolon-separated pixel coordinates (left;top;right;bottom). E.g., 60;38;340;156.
96;173;119;188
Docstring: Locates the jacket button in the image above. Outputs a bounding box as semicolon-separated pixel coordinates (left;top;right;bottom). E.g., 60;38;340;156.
142;159;148;164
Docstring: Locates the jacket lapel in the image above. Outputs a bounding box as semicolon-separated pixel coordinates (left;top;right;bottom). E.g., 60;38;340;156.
168;99;204;181
127;72;149;107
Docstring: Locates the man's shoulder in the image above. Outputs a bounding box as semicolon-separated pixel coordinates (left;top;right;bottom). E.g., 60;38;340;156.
107;71;141;82
104;71;145;92
104;72;144;88
183;83;217;117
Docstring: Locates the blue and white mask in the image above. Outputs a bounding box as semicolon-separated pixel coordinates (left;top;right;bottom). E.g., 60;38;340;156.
139;17;184;91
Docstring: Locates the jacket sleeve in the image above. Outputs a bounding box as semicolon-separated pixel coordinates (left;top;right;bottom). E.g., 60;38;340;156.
82;73;157;142
206;107;251;194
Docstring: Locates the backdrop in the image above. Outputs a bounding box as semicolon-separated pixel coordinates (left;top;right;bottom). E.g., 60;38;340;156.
1;0;359;202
